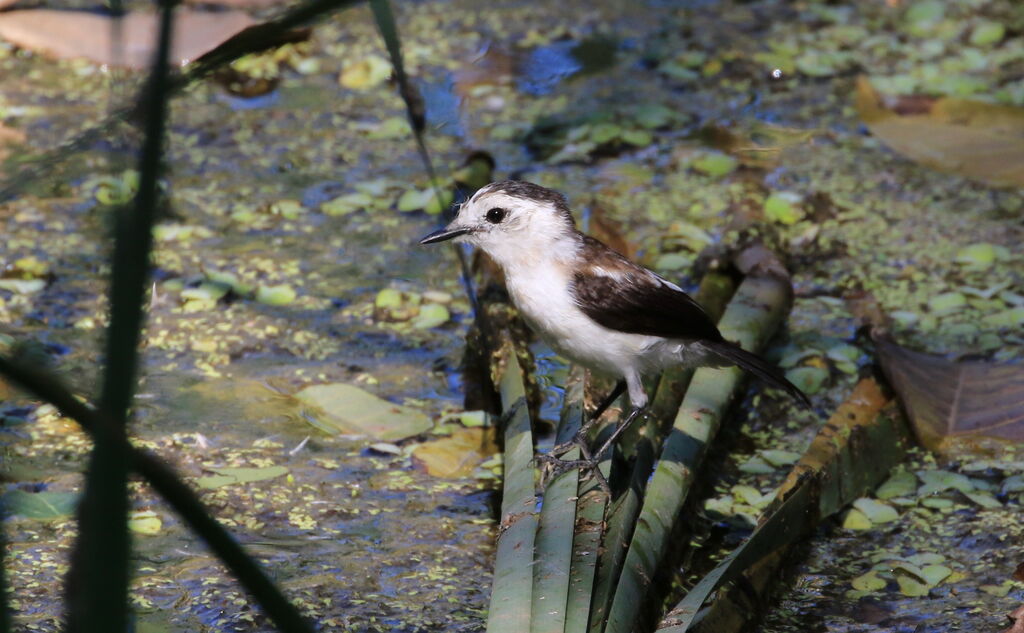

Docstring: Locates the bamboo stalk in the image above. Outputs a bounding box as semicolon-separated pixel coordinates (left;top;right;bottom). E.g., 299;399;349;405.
655;378;906;633
487;345;538;633
587;272;736;631
531;370;585;633
563;449;611;633
604;272;793;633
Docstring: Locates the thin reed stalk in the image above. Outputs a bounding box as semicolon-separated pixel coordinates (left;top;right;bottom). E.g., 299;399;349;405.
563;450;611;633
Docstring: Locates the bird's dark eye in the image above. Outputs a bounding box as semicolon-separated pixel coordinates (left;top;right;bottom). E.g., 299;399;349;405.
485;207;507;224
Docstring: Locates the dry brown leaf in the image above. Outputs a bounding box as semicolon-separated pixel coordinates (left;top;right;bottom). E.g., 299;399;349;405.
1001;606;1024;633
184;0;280;7
411;427;498;478
453;45;517;97
0;122;26;162
0;9;255;69
855;75;1024;187
876;337;1024;454
588;203;635;260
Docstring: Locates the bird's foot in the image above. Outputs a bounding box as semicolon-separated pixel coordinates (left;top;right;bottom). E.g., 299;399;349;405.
549;431;587;458
536;450;611;497
590;406;648;462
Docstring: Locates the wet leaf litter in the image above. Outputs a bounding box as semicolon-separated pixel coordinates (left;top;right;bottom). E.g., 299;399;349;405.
0;0;1021;632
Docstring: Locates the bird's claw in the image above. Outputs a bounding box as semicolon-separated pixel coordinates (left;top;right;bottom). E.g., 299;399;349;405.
549;431;587;458
536;452;611;497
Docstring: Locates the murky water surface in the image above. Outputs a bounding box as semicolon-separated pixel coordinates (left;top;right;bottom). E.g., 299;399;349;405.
2;0;1022;631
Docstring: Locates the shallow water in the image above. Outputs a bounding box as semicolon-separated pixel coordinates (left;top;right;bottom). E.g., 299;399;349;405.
1;0;1022;631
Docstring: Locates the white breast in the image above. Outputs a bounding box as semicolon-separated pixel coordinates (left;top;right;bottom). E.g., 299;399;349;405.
503;261;657;378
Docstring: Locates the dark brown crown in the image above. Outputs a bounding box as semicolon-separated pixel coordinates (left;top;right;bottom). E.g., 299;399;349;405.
479;180;576;228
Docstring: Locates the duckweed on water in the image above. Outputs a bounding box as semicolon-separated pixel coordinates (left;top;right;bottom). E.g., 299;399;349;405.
3;0;1023;630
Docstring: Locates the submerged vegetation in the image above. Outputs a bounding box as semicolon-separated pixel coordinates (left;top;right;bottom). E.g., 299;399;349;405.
0;0;1022;631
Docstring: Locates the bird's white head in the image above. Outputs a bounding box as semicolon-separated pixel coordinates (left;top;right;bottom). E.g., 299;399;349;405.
419;180;579;268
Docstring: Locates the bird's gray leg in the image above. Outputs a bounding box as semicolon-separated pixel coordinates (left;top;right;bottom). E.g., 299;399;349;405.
538;374;647;497
536;439;612;496
589;372;649;461
550;379;627;456
538;380;626;496
590;406;647;463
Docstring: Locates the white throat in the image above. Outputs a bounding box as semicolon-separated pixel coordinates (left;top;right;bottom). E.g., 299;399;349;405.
481;229;582;274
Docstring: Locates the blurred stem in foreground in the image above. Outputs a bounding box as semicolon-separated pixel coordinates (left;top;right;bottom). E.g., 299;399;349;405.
369;0;485;324
0;357;314;633
65;4;174;630
1;506;9;633
531;370;584;633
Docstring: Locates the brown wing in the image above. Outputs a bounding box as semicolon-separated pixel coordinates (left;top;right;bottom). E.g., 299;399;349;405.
569;236;723;342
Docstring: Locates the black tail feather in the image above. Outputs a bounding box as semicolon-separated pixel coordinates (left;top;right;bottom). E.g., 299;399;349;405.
707;341;812;409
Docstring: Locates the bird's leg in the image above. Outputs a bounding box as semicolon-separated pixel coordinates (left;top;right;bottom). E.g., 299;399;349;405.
590;406;648;463
550;380;626;456
537;406;647;495
536;439;611;496
537;380;627;497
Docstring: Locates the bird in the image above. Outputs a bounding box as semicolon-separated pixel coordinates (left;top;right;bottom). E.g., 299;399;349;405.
420;180;809;491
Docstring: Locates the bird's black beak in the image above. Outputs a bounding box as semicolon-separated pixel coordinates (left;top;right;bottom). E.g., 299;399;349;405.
418;226;472;245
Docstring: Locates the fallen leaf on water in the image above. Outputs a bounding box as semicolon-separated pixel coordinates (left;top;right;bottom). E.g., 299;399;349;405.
295;383;432;441
184;0;280;7
128;510;163;535
876;337;1024;455
0;123;26;162
196;465;289;489
852;497;900;523
875;469;917;499
893;562;931;596
411;427;498;478
852;570;887;591
0;489;79;519
1001;606;1024;633
842;507;872;530
855;75;1024;187
339;54;391;90
0;9;255;68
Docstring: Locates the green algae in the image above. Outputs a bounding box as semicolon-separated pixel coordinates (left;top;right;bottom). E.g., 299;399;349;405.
1;0;1022;631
